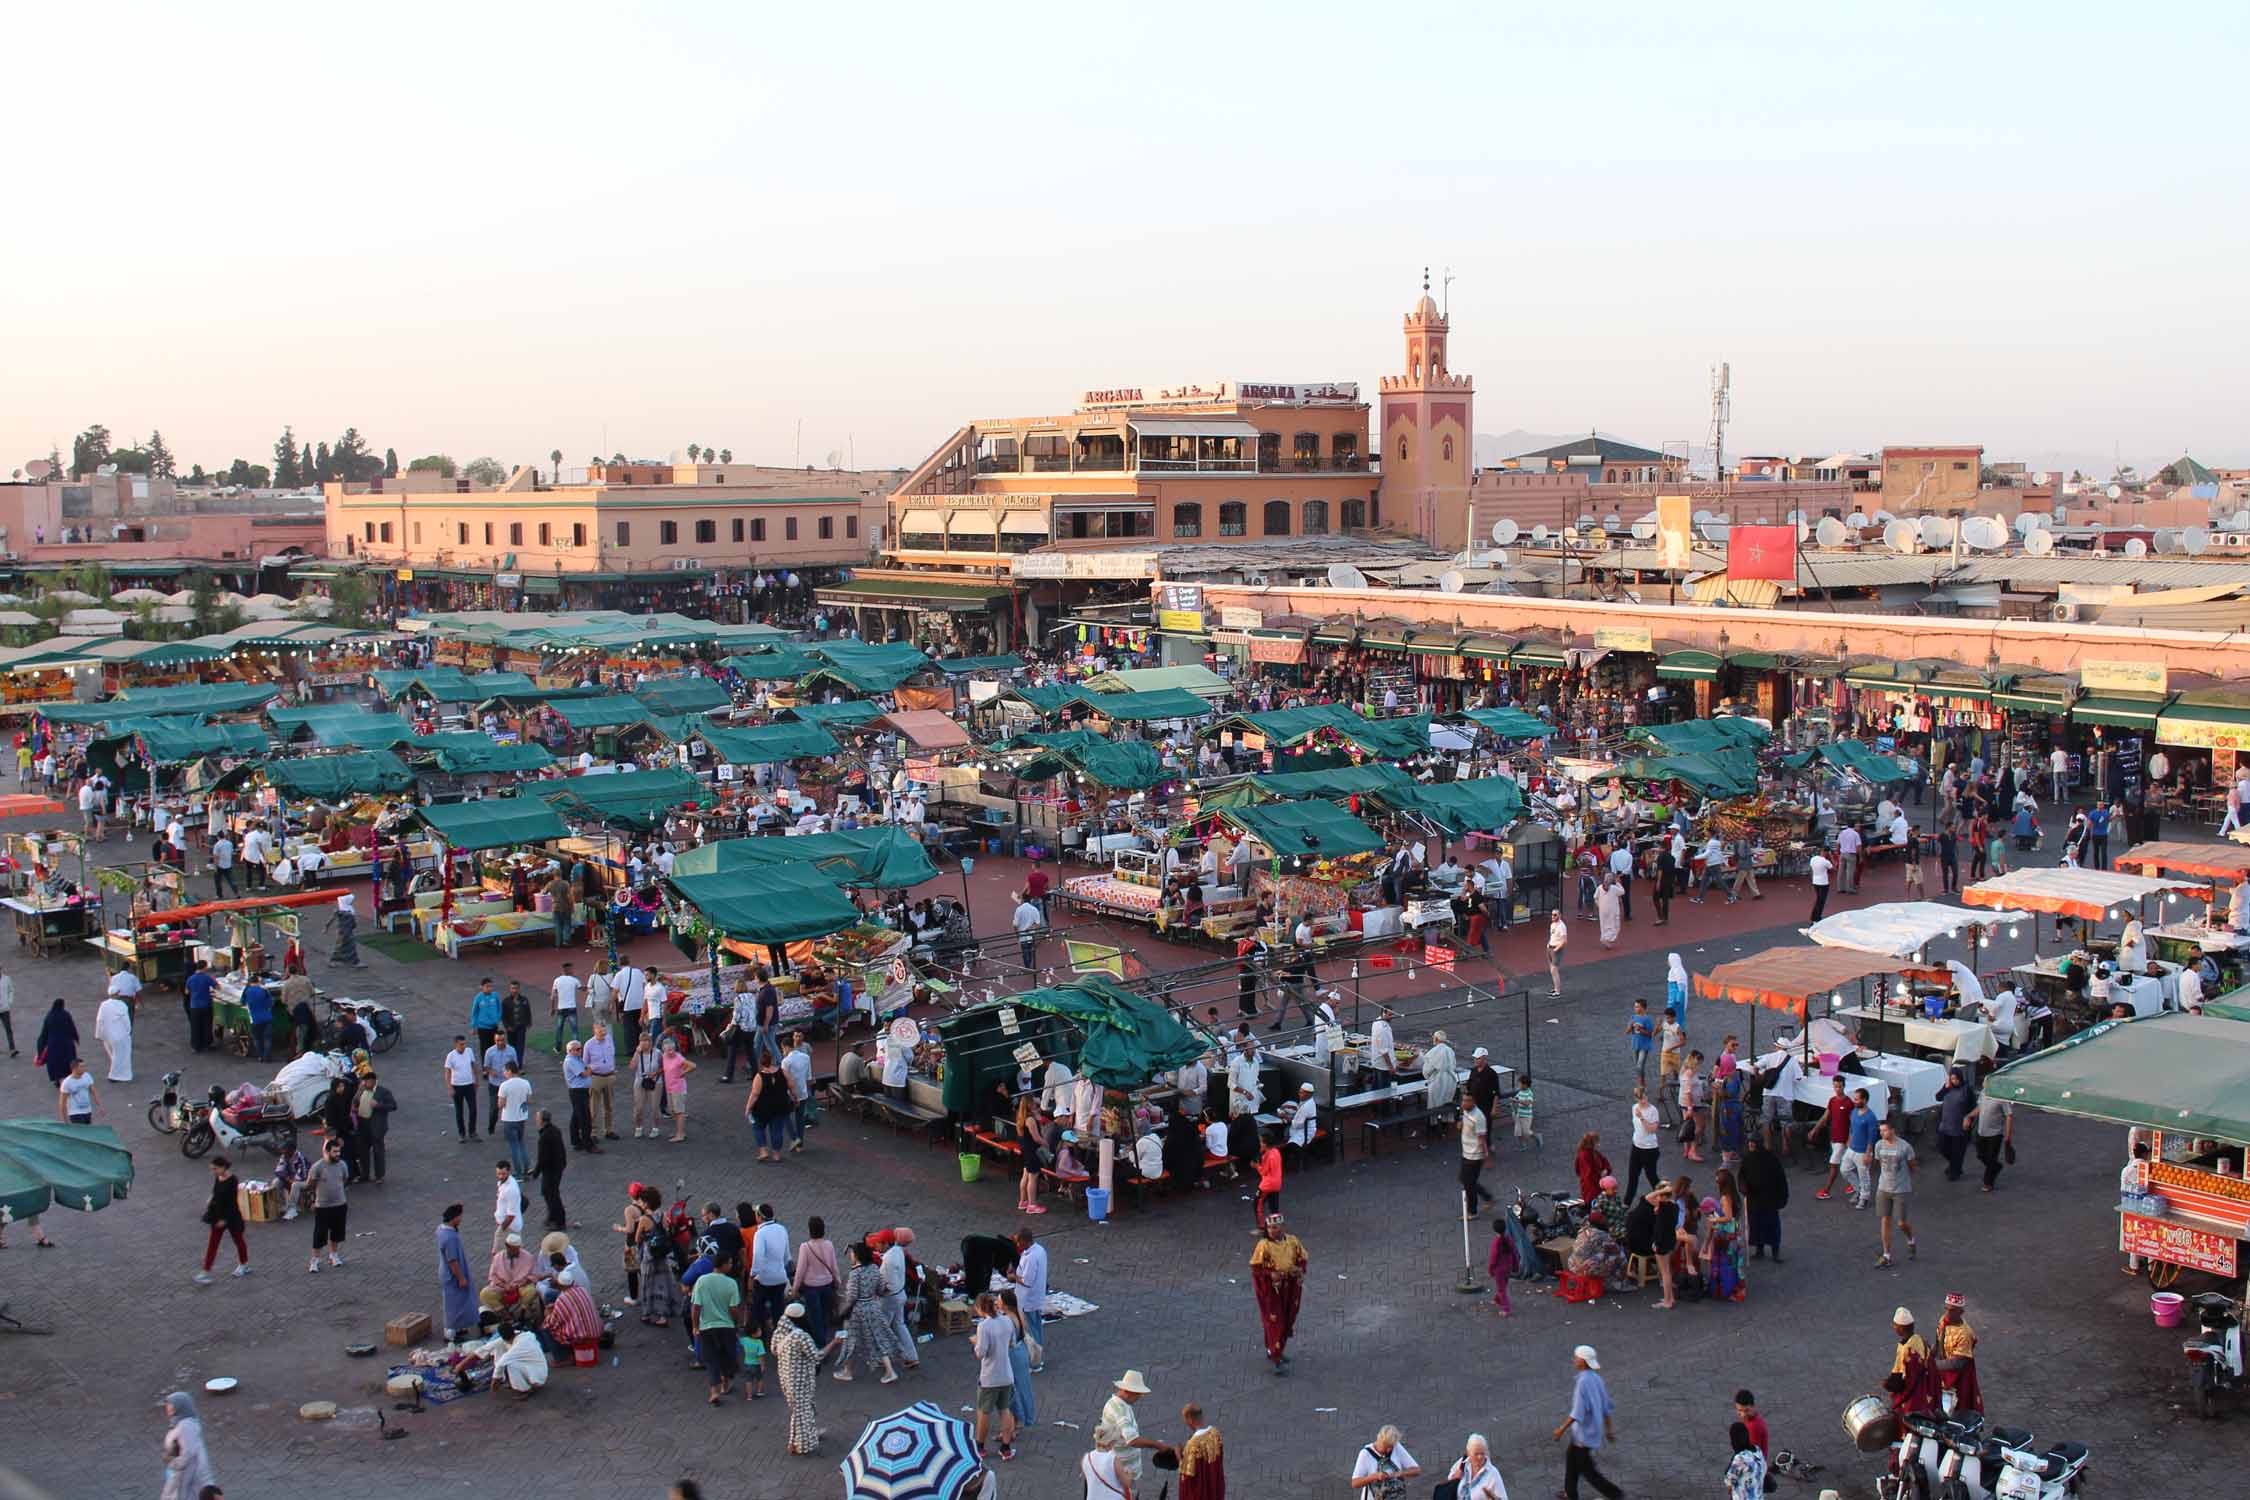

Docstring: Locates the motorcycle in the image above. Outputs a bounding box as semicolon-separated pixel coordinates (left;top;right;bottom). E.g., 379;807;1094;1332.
1510;1186;1587;1243
2185;1290;2245;1418
146;1070;186;1135
324;996;402;1055
181;1083;298;1160
1875;1406;2088;1500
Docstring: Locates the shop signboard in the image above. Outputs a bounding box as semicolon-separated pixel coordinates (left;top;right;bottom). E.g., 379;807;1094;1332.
2119;1211;2238;1276
1012;551;1158;580
2156;714;2250;752
1249;636;1307;664
1157;610;1205;632
1158;584;1203;631
1219;607;1265;630
2082;660;2168;695
1593;626;1654;653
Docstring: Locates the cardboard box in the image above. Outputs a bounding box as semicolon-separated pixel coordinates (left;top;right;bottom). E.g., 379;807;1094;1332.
935;1299;975;1336
385;1312;433;1348
237;1182;284;1223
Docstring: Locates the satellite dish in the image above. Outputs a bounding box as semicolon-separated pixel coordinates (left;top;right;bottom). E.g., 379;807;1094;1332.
2034;471;2051;486
1882;520;1912;553
1786;509;1803;525
2012;512;2039;537
2026;529;2056;557
1326;563;1368;589
1486;548;1509;569
1795;520;1810;544
1873;509;1895;525
1602;513;1622;529
1438;569;1466;595
1630;520;1656;541
24;459;51;481
1962;516;2006;550
1530;524;1550;543
2231;509;2250;530
1815;517;1847;547
1700;521;1731;543
1847;512;1871;530
1491;518;1520;545
2107;484;2124;500
2152;528;2178;554
2123;538;2148;559
2183;527;2210;556
1918;515;1955;547
1692;509;1713;526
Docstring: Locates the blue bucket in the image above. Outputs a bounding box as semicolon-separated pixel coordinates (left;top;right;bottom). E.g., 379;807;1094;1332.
1085;1187;1111;1222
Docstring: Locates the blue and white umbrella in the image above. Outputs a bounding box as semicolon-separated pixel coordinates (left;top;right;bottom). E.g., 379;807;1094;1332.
840;1401;988;1500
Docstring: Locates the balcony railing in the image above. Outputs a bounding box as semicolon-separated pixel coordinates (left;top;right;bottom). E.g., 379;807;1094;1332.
975;456;1019;474
1139;456;1256;473
1028;455;1071;472
1260;453;1364;473
1073;454;1127;471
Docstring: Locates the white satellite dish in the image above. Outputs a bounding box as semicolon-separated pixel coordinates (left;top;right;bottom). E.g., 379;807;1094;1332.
1491;518;1520;545
1795;519;1811;544
2034;471;2051;486
1692;509;1712;526
1814;516;1847;547
1530;524;1550;543
1962;516;2006;550
2026;529;2056;557
1701;521;1731;543
1918;515;1955;547
1486;548;1510;569
1602;513;1622;529
2183;527;2210;556
2231;509;2250;530
1787;509;1804;525
1882;520;1912;553
1630;520;1656;541
2012;512;2039;537
2123;538;2148;559
2108;484;2124;500
1873;509;1895;525
1847;512;1871;530
1327;562;1368;589
2153;529;2178;554
1438;569;1466;595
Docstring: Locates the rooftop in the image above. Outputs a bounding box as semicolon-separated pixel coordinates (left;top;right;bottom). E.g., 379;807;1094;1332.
1507;433;1673;465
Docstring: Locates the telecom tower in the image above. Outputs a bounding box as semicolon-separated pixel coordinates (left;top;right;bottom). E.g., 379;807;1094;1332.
1707;361;1731;488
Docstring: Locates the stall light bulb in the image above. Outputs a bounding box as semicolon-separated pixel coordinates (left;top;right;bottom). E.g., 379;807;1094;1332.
1896;981;1909;996
1979;935;1992;948
1830;992;1842;1007
2009;926;2020;940
2108;909;2120;921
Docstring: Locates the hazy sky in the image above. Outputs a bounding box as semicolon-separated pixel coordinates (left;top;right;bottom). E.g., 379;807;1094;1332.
7;2;2245;478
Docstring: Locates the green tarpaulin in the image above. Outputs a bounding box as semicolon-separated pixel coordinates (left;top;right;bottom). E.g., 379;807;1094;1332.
1074;687;1218;722
703;721;842;766
932;654;1025;676
1200;763;1414;809
1218;797;1384;858
269;704;392;736
633;676;733;716
547;696;658;730
92;683;280;718
721;649;820;681
1987;1013;2250;1140
413;794;571;851
410;733;556;775
666;865;863;946
796;641;932;696
1212;704;1431;760
671;827;939;890
370;667;500;703
307;714;419;749
1005;684;1083;716
1460;706;1556;740
264;751;416;799
0;1119;135;1222
538;768;715;831
786;700;885;727
119;719;270;764
938;974;1208;1115
1626;717;1772;756
2202;985;2250;1023
1368;776;1526;835
995;730;1166;791
1081;664;1231;698
1592;752;1759;799
1780;739;1914;785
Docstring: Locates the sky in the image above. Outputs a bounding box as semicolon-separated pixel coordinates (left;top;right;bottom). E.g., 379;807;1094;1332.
6;1;2246;480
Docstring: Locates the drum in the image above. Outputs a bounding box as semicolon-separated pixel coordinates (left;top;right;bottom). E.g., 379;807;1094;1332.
1842;1394;1898;1452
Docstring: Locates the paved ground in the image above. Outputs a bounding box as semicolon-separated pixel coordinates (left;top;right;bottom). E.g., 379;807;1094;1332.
1;802;2242;1499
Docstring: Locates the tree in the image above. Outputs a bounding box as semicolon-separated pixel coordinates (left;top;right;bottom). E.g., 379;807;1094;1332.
462;456;507;487
146;429;176;479
47;445;63;478
327;569;380;628
221;459;272;488
550;448;563;483
383;447;399;478
719;448;732;464
185;568;245;636
107;447;152;474
273;426;301;487
405;454;458;478
610;452;626;464
699;444;711;465
71;424;113;476
186;463;208;484
688;444;702;464
331;427;373;482
311;442;331;482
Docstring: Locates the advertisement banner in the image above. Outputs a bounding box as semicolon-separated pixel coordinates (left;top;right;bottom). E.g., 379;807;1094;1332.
1249;636;1308;664
1655;495;1695;569
2119;1211;2238;1276
2155;714;2250;752
1593;627;1654;653
1157;610;1205;633
2082;659;2169;695
1726;525;1800;582
1218;607;1265;630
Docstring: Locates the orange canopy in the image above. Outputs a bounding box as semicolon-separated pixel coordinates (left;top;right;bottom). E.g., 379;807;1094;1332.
0;795;68;818
1693;945;1903;1013
1962;867;2209;921
2115;841;2250;886
874;710;972;751
134;887;339;929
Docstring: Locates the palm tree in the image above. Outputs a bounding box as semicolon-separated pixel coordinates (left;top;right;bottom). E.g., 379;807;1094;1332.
550;448;563;483
719;448;733;464
688;444;702;464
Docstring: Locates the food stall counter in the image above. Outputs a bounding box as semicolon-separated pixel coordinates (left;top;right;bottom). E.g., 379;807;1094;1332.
5;894;98;958
1830;1003;1997;1064
88;925;197;988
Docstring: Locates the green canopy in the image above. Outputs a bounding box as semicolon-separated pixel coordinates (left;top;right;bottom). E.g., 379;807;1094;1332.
932;654;1025;676
703;721;842;766
785;700;885;727
671;827;939;890
1074;686;1218;722
666;864;863;946
411;733;557;775
547;696;657;731
1625;717;1772;756
633;676;733;716
721;648;820;680
413;794;571;851
119;719;270;765
996;729;1166;791
538;768;716;831
1081;664;1231;698
1217;797;1385;858
370;667;491;703
270;703;392;736
1202;762;1415;808
2202;985;2250;1023
938;973;1208;1114
1592;752;1759;799
1780;739;1914;785
1986;1013;2250;1141
0;1119;135;1222
1212;704;1431;760
1460;706;1556;740
795;641;932;695
93;683;280;718
1004;683;1084;717
1368;775;1526;835
306;713;419;750
264;751;416;800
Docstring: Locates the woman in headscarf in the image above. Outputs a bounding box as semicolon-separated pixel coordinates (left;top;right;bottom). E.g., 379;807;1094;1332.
35;999;78;1084
2118;916;2147;973
159;1390;215;1500
1665;952;1690;1029
93;989;133;1082
1573;1131;1612;1203
1723;1419;1768;1500
770;1300;822;1455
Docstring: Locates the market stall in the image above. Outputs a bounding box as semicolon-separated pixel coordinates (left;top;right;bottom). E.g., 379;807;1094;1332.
1693;945;1946;1121
408;796;576;955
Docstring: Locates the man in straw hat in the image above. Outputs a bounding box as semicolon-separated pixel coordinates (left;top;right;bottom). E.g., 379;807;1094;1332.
1099;1370;1166;1487
1249;1213;1308;1374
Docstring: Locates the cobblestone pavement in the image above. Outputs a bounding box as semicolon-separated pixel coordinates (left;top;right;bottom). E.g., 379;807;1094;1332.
0;811;2240;1499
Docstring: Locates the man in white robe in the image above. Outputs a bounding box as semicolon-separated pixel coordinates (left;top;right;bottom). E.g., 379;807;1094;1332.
94;993;134;1082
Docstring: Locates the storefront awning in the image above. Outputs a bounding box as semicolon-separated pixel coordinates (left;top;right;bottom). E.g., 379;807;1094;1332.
1509;641;1568;668
1993;676;2073;714
2156;694;2250;752
899;509;944;532
946;511;996;535
1125;419;1260;439
1405;630;1465;656
1312;623;1358;646
2071;691;2172;729
1656;649;1719;681
1461;635;1517;661
815;579;1007;611
999;511;1049;536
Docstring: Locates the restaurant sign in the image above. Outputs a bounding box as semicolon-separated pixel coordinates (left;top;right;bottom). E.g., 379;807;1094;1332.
2120;1211;2238;1276
2082;659;2168;695
1012;551;1159;580
2157;714;2250;753
1249;636;1307;664
1594;626;1654;653
1077;380;1360;411
1157;610;1206;633
1218;607;1265;630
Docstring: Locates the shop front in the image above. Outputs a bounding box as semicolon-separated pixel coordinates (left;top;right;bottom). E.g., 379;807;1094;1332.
2152;690;2250;825
813;577;1013;655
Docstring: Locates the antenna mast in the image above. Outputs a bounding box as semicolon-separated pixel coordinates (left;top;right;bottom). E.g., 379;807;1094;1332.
1442;266;1455;320
1707;362;1731;491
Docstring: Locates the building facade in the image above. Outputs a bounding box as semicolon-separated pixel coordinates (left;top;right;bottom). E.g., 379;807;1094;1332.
1377;284;1476;551
1880;445;1985;512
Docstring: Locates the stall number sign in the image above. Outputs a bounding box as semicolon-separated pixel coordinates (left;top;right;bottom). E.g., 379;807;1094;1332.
2119;1211;2238;1276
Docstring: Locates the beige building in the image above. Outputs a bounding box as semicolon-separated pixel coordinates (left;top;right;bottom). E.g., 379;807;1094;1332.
1880;445;1985;513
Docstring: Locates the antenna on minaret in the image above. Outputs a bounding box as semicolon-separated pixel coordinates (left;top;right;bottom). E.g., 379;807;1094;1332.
1707;362;1732;488
1442;266;1455;320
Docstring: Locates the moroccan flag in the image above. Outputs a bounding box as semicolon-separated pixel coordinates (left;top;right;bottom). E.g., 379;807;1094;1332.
1727;525;1799;581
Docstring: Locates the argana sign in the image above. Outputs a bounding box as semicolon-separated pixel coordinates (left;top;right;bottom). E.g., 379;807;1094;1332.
1077;380;1358;411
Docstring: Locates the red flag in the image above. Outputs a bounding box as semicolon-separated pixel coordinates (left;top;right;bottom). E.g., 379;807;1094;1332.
1727;525;1799;581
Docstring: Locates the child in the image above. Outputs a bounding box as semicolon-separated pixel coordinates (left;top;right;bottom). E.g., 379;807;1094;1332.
1903;830;1925;896
273;1143;311;1220
1254;1130;1283;1228
1487;1217;1519;1316
1657;1014;1686;1126
738;1323;768;1400
1512;1074;1539;1151
1678;1052;1707;1163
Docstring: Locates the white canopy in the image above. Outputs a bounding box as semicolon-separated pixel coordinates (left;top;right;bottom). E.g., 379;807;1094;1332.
1802;900;2034;958
1963;867;2208;923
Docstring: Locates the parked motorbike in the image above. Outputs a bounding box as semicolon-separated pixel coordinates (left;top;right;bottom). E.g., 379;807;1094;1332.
181;1084;298;1159
145;1070;186;1135
1873;1405;2088;1500
1510;1186;1587;1242
2186;1290;2245;1418
324;996;402;1055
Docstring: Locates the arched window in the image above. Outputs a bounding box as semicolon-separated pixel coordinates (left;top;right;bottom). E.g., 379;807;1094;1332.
1302;499;1329;535
1218;501;1246;537
1261;499;1292;536
1172;502;1202;538
1442;437;1454;463
1397;436;1408;462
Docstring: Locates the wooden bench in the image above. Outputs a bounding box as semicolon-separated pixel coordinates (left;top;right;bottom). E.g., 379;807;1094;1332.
863;1093;950;1146
963;1126;1017;1165
1359;1103;1451;1157
1041;1165;1093;1201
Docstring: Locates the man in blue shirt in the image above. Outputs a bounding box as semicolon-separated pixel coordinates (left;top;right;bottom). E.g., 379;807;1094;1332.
1624;999;1655;1091
1551;1343;1620;1499
470;980;502;1055
242;976;275;1063
185;962;218;1054
2085;802;2111;870
1846;1088;1881;1207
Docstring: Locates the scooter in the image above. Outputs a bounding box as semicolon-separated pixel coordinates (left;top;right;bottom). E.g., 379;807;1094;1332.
1882;1409;2088;1500
181;1084;298;1159
1988;1436;2089;1500
1509;1186;1587;1243
146;1070;186;1135
2185;1290;2245;1418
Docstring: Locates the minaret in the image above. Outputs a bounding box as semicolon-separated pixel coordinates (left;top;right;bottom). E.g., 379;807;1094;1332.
1377;268;1476;550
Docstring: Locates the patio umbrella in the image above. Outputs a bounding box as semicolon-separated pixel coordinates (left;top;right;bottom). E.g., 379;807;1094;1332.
0;1120;135;1223
110;587;169;604
240;596;290;617
840;1402;988;1500
0;592;22;605
165;589;197;605
44;589;97;605
287;595;333;615
0;610;42;627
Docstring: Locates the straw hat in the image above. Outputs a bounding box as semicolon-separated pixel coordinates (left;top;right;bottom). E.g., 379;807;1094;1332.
1113;1370;1152;1395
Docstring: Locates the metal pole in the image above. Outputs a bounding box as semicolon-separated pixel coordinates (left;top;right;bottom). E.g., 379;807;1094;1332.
1456;1188;1486;1294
